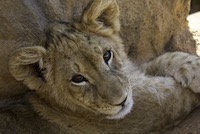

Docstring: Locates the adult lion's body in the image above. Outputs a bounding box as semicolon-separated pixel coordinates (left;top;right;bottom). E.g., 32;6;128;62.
0;0;196;99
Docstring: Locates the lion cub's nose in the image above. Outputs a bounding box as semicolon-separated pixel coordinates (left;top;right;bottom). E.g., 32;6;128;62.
114;96;127;106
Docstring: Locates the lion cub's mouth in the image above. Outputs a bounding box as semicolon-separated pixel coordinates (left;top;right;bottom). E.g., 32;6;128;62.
106;96;133;119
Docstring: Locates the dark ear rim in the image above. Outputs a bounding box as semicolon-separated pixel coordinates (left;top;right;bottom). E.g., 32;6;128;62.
9;46;47;90
76;0;120;36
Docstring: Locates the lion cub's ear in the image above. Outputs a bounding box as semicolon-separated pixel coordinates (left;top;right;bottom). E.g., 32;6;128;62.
78;0;120;36
9;46;46;90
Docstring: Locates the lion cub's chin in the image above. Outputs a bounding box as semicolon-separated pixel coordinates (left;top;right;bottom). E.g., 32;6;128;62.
106;96;134;120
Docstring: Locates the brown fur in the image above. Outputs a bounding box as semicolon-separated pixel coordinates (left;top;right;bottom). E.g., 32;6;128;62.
0;0;195;99
0;0;199;133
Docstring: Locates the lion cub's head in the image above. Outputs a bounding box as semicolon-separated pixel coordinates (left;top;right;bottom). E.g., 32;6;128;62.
9;0;133;119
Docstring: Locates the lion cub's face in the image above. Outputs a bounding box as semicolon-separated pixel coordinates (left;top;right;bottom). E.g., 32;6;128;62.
44;23;133;119
9;0;133;119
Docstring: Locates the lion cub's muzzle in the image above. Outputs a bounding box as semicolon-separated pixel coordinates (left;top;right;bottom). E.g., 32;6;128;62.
113;96;127;107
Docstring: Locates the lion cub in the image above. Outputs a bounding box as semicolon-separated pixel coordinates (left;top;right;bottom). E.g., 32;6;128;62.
1;0;200;133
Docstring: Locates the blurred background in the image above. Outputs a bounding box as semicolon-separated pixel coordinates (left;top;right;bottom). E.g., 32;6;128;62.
190;0;200;13
189;0;200;55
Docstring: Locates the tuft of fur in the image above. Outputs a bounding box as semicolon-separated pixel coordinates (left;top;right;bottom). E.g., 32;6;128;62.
9;46;47;90
75;0;120;36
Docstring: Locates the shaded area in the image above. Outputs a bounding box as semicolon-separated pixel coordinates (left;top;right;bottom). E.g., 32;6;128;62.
166;107;200;134
190;0;200;13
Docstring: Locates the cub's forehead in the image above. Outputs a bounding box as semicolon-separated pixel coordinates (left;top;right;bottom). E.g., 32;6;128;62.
47;23;114;59
61;33;105;56
47;22;113;54
46;22;120;73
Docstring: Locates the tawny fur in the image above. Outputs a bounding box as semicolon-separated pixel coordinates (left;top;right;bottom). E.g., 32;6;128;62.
0;0;199;133
0;0;195;98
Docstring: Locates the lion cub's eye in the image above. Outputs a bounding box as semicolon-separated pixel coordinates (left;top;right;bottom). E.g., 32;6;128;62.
103;50;112;65
71;74;87;86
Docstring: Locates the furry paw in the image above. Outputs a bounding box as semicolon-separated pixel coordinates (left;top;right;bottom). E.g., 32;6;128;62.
174;61;200;93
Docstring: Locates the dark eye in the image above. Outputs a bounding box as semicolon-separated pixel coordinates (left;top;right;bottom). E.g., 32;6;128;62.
103;50;112;64
71;75;87;83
